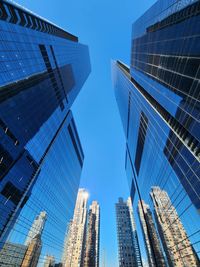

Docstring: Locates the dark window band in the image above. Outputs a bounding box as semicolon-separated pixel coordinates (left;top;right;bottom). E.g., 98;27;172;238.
50;45;68;103
117;61;200;162
127;92;131;139
0;119;19;145
0;144;13;179
1;182;22;206
71;118;84;159
68;124;83;167
39;44;64;110
0;1;78;42
131;54;200;100
0;72;49;104
134;112;148;175
147;1;200;33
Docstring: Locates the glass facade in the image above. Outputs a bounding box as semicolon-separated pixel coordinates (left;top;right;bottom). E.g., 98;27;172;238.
115;197;143;267
112;0;200;265
0;0;90;263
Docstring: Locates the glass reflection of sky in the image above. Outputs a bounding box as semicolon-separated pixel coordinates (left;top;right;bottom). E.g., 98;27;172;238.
113;63;200;260
9;112;82;265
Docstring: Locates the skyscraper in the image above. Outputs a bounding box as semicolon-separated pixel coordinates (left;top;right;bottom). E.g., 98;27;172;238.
112;0;200;263
0;0;90;251
138;200;166;267
151;187;199;267
62;189;88;267
83;201;100;267
115;197;142;267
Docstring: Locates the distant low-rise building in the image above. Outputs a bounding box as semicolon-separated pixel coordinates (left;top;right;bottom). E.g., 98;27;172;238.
0;242;27;267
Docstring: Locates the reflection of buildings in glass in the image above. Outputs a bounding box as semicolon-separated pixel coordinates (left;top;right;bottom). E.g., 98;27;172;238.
0;211;47;267
62;220;73;265
44;255;55;267
62;189;88;267
151;187;199;267
113;1;200;205
0;0;90;249
125;150;136;203
25;211;47;246
164;101;200;211
115;197;142;267
112;0;200;265
130;0;200;211
21;211;47;267
138;200;166;267
83;201;100;267
21;234;42;267
0;242;27;267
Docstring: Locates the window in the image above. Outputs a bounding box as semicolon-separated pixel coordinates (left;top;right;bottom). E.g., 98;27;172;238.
134;112;148;175
1;182;22;205
68;124;83;167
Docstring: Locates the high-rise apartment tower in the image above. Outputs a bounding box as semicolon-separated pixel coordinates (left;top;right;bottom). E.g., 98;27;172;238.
115;197;142;267
63;189;88;267
83;201;100;267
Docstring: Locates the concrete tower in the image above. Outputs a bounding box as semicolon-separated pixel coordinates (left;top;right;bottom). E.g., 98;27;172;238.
84;201;100;267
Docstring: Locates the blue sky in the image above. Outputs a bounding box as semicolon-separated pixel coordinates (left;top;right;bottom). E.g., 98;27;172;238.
15;0;156;265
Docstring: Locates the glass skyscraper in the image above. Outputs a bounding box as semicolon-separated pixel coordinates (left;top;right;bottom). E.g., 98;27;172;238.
115;197;142;267
0;0;90;263
112;0;200;265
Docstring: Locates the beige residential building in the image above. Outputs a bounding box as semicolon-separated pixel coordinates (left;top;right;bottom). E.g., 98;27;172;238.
151;187;199;267
63;189;88;267
83;201;100;267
